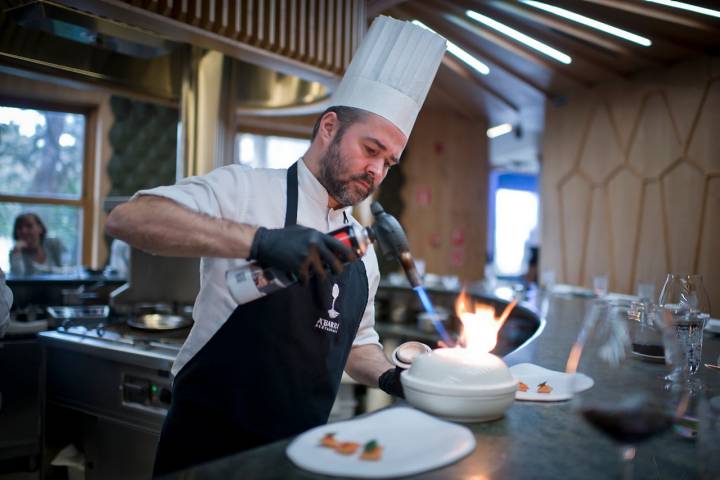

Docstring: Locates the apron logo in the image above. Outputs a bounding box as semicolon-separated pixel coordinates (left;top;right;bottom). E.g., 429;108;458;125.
328;283;340;319
315;283;341;334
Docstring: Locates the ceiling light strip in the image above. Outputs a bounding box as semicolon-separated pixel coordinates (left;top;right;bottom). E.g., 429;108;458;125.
412;20;490;75
644;0;720;19
487;123;513;138
521;0;652;46
465;10;572;64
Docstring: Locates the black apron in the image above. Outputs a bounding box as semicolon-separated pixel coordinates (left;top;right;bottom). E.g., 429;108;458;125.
153;163;369;476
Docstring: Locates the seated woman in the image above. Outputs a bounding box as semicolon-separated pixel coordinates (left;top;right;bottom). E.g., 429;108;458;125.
0;267;12;337
9;213;64;275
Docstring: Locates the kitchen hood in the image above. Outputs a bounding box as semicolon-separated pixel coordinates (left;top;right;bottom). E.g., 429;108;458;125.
7;1;175;59
0;0;365;108
0;1;186;101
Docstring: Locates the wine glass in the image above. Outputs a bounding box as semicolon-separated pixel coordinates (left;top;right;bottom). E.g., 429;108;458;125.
658;274;711;384
566;299;688;480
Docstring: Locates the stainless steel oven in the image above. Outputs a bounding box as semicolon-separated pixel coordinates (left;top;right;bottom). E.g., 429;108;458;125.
39;324;185;480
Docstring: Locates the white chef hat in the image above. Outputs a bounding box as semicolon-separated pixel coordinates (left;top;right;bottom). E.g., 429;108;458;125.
330;16;447;139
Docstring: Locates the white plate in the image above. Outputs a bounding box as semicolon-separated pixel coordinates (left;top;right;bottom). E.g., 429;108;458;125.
509;363;594;402
286;407;475;478
704;318;720;334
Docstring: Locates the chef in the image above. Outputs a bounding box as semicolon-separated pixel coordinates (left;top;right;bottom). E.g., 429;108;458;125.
106;16;446;476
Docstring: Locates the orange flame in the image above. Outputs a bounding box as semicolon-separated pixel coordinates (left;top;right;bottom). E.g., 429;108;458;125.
454;290;517;354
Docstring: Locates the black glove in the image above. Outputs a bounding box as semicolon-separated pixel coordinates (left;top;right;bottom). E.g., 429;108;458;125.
378;367;405;399
249;225;355;284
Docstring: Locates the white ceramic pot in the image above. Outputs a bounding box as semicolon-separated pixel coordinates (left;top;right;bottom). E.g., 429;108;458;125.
401;348;517;423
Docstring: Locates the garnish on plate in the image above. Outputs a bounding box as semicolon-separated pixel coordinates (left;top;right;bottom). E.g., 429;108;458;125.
537;381;553;394
335;441;361;455
320;433;338;448
360;440;383;461
518;382;529;392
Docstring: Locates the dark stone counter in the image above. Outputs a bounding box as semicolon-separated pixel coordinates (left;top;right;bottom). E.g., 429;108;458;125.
164;295;720;479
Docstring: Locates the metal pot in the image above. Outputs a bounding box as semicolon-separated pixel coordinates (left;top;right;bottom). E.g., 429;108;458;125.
127;314;192;330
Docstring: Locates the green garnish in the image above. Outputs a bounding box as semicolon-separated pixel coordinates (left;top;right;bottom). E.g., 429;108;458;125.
364;440;379;452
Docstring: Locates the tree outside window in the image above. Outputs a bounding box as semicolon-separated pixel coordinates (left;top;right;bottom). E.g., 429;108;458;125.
0;105;87;273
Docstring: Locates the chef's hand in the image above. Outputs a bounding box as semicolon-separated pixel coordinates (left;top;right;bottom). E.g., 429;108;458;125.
249;225;355;284
378;367;405;399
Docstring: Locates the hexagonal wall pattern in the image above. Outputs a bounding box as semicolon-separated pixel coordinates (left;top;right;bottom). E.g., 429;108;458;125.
665;60;709;143
606;81;644;149
633;182;669;290
582;187;612;288
697;178;720;309
607;169;643;293
541;58;720;316
560;174;592;284
543;95;596;184
577;105;624;184
628;93;681;179
687;79;720;174
662;162;705;275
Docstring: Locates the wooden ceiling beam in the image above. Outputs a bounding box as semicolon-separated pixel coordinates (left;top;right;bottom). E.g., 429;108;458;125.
462;0;628;80
440;55;520;113
394;3;558;98
489;0;662;70
552;0;713;54
429;71;487;122
416;0;584;85
367;0;409;18
579;0;719;32
494;1;631;54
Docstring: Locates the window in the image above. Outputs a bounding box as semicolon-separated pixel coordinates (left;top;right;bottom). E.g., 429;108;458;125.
0;103;90;273
488;172;539;277
494;189;538;276
236;133;310;169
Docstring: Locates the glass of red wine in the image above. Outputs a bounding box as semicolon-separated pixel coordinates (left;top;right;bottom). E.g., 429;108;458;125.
566;299;689;480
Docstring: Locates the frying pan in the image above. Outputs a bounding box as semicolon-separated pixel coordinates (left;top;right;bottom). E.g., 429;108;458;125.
127;314;192;330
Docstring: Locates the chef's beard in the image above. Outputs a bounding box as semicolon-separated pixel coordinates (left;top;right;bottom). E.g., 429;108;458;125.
318;134;375;207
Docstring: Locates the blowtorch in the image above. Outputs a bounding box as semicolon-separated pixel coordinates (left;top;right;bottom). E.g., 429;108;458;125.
367;202;452;345
366;202;422;288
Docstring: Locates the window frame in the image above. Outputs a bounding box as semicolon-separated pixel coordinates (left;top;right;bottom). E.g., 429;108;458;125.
0;96;97;266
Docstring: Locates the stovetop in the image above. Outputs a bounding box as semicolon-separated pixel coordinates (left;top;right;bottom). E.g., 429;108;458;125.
38;315;191;371
59;321;189;355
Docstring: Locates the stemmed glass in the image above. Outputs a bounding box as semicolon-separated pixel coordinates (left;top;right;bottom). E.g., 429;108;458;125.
567;299;688;480
658;274;711;385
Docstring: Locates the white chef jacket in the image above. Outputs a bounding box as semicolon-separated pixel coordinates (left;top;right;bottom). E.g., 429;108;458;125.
135;159;382;376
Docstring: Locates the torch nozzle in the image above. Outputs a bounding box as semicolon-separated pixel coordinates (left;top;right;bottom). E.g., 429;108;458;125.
399;252;422;288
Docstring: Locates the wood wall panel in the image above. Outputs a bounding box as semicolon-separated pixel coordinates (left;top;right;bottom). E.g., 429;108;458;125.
697;178;720;308
662;162;705;275
399;109;488;281
627;93;681;179
665;60;710;142
541;56;720;316
577;105;623;184
607;82;644;150
559;175;592;285
542;95;593;186
633;182;668;290
607;169;642;293
583;187;612;288
687;79;720;174
539;177;563;285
